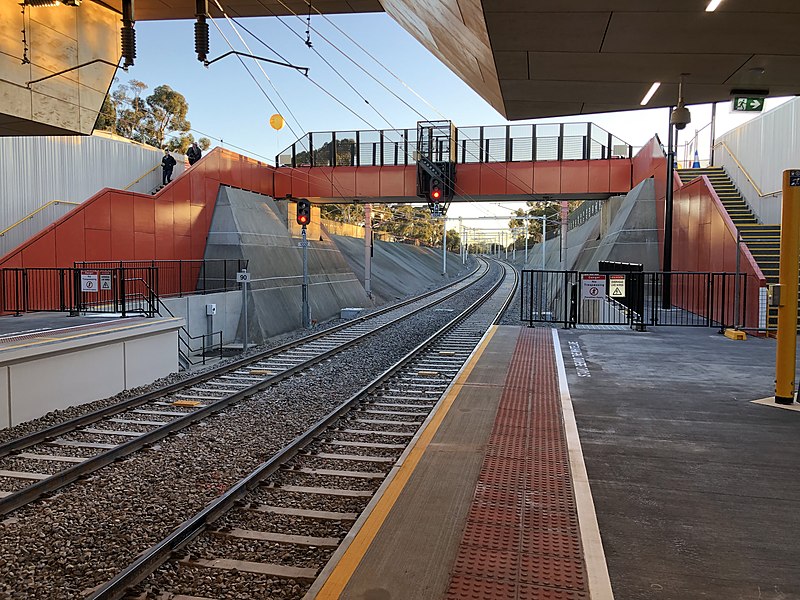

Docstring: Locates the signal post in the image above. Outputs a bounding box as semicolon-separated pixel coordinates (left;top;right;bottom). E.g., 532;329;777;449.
296;198;312;329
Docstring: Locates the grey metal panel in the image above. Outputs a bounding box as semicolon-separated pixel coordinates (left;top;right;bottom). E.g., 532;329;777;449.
716;98;799;224
0;132;187;247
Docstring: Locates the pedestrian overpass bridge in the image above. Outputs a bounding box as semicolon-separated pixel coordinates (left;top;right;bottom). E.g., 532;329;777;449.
272;122;633;203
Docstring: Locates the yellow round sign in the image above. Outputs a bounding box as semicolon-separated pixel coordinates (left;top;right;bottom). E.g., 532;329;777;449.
269;114;284;131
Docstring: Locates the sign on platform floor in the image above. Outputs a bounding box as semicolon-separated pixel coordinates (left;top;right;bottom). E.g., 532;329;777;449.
80;273;98;292
609;274;625;298
581;274;606;300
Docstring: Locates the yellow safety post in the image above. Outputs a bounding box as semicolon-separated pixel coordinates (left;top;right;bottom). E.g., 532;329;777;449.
774;169;800;404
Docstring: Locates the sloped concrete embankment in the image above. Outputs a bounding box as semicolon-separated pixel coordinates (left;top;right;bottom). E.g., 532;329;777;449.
203;187;373;343
328;232;469;304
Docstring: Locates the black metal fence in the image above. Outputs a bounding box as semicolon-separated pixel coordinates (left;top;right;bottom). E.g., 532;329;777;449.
0;267;158;317
276;122;633;168
75;259;247;298
521;270;750;330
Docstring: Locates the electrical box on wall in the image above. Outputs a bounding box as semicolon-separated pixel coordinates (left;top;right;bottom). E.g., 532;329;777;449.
206;304;217;316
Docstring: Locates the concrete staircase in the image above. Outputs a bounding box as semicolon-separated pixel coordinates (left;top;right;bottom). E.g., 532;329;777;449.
678;166;780;328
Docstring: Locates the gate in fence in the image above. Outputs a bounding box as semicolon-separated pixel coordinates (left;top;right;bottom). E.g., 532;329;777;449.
0;267;158;317
521;270;749;330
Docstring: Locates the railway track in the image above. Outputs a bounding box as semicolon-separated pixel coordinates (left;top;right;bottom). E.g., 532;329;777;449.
0;259;490;517
88;260;517;600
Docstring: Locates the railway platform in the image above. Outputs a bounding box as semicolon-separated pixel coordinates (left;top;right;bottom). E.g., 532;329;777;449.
0;313;183;429
309;325;800;600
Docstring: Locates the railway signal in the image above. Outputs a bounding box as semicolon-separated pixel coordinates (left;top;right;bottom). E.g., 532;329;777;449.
296;198;311;226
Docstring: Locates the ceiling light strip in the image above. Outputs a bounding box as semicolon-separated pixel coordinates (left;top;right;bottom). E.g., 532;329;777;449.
706;0;723;12
640;82;661;106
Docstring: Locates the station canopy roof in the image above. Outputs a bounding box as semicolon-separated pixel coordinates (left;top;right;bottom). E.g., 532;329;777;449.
130;0;800;120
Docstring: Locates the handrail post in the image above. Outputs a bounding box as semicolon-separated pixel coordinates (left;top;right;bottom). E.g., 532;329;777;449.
120;268;127;318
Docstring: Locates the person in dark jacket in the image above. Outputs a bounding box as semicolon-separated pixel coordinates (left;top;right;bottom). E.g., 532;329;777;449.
161;149;176;185
187;142;202;166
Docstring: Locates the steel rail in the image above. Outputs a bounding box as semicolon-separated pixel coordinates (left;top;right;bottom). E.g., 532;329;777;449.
88;260;512;600
0;260;482;460
0;261;489;516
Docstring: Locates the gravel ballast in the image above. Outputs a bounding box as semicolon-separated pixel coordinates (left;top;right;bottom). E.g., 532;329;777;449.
0;262;501;599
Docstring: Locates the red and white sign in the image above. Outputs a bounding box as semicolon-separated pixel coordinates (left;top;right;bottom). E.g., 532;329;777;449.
581;274;606;300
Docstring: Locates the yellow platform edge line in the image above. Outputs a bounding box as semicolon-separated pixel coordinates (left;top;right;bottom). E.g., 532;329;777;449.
312;325;500;599
552;329;615;600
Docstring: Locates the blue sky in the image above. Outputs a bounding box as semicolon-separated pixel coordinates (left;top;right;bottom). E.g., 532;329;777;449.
120;12;788;231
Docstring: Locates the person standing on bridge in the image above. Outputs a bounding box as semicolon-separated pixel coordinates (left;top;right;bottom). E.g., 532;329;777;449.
161;149;176;185
187;142;202;166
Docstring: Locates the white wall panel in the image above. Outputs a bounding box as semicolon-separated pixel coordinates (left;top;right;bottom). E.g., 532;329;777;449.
716;98;800;224
0;132;186;248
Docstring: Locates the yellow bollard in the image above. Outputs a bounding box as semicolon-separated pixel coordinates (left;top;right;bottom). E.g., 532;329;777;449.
774;170;800;404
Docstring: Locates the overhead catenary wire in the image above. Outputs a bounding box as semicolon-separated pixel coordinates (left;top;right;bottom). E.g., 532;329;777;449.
264;2;554;207
229;9;496;217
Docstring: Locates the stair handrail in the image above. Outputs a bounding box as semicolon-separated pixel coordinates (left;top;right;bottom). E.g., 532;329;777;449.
713;141;781;198
123;163;162;191
0;200;80;238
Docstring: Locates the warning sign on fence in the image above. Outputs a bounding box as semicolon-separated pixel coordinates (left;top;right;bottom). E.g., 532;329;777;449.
99;273;112;291
581;274;606;300
80;273;98;293
609;274;625;298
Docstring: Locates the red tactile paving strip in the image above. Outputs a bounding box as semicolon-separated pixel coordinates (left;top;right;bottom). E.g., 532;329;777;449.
446;328;589;600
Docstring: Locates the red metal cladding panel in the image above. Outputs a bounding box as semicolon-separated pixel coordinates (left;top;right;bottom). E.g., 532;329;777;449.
155;202;176;260
587;161;610;193
273;169;293;198
507;162;534;195
172;191;192;235
560;161;589;194
610;159;633;192
457;163;481;196
54;211;88;266
175;235;191;261
309;166;335;198
189;204;207;260
83;194;111;231
21;229;57;268
534;163;562;194
85;229;112;262
170;176;191;208
383;166;413;197
133;231;156;260
203;149;220;181
480;163;508;196
292;169;311;198
239;158;253;191
109;194;136;260
403;165;417;196
332;167;357;197
356;167;381;197
133;198;156;234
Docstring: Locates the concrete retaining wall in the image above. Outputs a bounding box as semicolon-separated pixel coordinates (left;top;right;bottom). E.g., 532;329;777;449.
204;187;372;343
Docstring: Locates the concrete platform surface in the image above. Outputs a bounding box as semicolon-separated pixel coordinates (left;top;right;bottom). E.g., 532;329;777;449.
0;312;137;341
559;326;800;599
313;325;606;600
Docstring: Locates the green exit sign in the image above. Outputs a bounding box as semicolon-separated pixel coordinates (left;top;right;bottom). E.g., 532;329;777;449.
732;96;765;112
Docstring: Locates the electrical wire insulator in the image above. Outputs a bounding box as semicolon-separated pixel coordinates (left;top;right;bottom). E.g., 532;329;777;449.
121;23;136;68
195;18;209;62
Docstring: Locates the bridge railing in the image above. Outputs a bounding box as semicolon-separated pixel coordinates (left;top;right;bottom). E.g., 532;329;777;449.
276;123;632;168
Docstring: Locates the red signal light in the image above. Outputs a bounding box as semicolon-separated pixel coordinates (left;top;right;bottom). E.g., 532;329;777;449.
432;189;441;200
